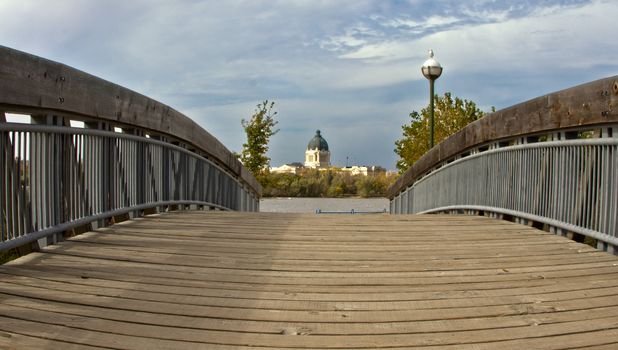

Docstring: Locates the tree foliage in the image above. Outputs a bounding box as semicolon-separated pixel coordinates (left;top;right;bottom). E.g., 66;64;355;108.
240;100;279;177
260;169;396;198
394;92;484;172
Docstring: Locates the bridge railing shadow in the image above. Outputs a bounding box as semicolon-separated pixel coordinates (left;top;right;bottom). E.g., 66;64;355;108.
389;76;618;253
0;46;261;253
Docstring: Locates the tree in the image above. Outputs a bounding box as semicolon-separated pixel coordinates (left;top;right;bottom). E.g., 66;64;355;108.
259;170;396;198
240;100;279;178
394;92;484;173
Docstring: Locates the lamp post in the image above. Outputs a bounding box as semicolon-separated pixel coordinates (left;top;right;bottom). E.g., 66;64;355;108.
421;49;443;149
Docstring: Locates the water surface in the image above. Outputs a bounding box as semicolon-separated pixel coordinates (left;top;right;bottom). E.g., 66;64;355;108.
260;197;389;213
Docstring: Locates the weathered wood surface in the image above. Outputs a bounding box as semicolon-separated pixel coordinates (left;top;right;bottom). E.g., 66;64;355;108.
389;75;618;198
1;211;618;349
0;46;259;194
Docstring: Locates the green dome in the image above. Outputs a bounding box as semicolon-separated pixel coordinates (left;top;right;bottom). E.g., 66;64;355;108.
307;130;329;151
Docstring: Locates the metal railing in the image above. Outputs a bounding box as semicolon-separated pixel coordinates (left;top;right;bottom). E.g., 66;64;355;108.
1;123;258;251
389;76;618;253
1;46;261;252
391;138;618;247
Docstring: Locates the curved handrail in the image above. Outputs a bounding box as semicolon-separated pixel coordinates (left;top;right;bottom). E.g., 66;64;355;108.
389;76;618;199
389;76;618;252
0;45;260;195
0;46;261;251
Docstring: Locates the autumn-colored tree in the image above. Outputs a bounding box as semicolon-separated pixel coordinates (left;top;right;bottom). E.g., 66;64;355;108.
260;169;397;198
240;100;279;177
394;92;483;172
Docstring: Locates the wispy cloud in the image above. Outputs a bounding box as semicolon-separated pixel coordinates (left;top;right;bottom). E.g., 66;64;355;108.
0;0;615;169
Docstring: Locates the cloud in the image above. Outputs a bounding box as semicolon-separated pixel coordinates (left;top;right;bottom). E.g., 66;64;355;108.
0;0;615;170
336;1;616;74
385;15;460;30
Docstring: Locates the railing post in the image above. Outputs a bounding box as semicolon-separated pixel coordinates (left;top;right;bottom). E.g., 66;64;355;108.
0;111;7;246
30;113;69;248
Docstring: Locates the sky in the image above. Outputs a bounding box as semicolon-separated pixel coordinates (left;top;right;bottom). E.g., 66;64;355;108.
1;0;617;170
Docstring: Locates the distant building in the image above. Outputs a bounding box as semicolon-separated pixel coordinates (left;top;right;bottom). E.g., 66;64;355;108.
340;166;386;176
304;130;331;168
271;129;385;175
270;162;304;174
340;166;367;176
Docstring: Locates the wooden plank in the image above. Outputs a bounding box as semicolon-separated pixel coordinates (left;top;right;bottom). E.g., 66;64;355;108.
2;265;618;302
1;211;617;348
2;293;618;336
37;244;615;273
6;262;618;294
3;273;618;314
0;331;108;350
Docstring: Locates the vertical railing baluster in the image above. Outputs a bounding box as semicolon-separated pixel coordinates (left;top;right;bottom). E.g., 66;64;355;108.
391;137;617;249
0;129;5;242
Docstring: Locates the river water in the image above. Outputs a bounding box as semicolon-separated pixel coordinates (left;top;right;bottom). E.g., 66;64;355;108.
259;197;390;213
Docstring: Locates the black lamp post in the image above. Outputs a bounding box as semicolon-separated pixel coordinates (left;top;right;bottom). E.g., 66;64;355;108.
421;50;443;148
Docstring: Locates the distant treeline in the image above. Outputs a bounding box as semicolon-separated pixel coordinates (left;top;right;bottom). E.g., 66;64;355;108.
258;169;397;198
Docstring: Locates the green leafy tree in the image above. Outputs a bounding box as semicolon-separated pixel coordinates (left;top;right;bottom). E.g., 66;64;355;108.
260;170;397;198
394;92;484;172
240;100;279;178
355;173;391;198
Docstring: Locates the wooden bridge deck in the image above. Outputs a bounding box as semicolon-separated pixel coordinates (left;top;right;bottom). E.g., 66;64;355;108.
1;211;618;349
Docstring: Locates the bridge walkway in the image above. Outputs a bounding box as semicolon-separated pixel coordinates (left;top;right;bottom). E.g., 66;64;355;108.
1;211;618;349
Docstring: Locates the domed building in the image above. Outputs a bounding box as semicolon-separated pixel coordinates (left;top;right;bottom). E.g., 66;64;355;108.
304;130;331;168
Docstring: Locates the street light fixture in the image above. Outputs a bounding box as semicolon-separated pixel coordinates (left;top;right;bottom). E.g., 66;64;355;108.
421;49;442;149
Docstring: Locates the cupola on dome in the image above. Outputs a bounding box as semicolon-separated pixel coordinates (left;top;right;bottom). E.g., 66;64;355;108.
307;130;329;151
304;130;331;168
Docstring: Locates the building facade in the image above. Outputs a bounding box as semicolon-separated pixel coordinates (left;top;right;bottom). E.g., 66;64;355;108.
340;166;386;176
270;129;383;175
304;130;331;168
270;162;303;174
